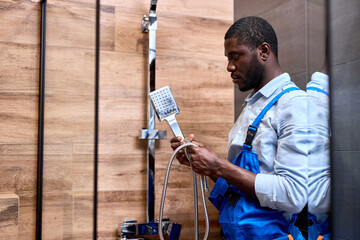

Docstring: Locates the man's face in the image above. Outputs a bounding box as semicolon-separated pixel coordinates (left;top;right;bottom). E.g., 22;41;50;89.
224;37;265;92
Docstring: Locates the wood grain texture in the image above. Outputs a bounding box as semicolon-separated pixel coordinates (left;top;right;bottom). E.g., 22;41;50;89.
44;94;95;144
0;193;19;240
0;155;37;192
0;0;41;45
100;5;116;51
45;46;96;96
114;9;233;61
0;1;40;239
101;0;233;21
1;0;233;239
0;42;39;91
16;191;37;239
45;0;96;50
41;1;96;239
0;92;38;144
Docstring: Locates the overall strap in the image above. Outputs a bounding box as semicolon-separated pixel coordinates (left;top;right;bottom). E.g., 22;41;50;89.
306;86;329;96
244;87;300;147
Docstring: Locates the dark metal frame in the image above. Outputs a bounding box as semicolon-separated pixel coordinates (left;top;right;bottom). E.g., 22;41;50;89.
36;1;100;239
36;1;47;239
94;0;100;239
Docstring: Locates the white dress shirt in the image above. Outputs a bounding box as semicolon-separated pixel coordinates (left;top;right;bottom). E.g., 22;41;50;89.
228;73;308;221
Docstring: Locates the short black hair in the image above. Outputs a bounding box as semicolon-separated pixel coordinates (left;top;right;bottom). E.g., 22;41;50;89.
225;16;278;59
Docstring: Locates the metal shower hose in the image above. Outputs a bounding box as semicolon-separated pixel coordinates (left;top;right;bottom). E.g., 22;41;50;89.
159;142;210;240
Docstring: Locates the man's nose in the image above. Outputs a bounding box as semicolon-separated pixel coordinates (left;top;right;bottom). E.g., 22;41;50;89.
227;61;235;72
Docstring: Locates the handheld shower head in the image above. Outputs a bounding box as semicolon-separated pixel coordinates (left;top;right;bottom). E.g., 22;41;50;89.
149;86;184;139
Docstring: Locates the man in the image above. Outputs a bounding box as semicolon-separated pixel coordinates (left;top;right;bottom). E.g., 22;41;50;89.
171;16;308;239
307;62;331;240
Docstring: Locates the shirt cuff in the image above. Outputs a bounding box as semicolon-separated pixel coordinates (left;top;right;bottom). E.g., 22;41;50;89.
254;173;277;209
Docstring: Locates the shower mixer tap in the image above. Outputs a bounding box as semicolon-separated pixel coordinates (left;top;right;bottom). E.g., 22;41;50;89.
119;219;181;240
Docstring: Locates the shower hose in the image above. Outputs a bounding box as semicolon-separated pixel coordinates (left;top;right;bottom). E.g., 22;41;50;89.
159;141;210;240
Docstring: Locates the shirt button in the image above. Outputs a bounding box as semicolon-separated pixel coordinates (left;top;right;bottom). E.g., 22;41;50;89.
237;130;242;134
248;106;252;110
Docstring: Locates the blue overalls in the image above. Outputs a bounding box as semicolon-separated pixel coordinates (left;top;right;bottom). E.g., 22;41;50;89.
307;86;331;240
209;87;305;240
308;214;330;240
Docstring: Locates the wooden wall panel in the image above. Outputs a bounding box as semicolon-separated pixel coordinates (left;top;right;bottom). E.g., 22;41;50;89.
46;1;96;50
0;1;40;45
102;0;233;21
155;16;232;60
41;0;96;239
45;47;96;96
1;0;233;239
0;193;19;240
0;43;39;91
0;1;40;239
99;51;147;98
114;10;232;60
0;92;38;143
44;94;95;144
73;194;94;239
99;0;233;239
17;191;37;239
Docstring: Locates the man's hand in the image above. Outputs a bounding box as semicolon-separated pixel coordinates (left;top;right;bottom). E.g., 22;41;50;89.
170;134;257;198
169;134;195;167
187;140;222;178
170;134;222;181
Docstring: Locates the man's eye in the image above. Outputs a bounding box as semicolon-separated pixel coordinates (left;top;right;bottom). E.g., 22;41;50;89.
232;55;239;60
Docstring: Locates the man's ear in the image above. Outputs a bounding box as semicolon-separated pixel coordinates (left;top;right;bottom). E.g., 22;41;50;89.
258;42;271;61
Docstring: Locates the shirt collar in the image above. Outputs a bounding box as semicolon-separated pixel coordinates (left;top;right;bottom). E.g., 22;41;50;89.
244;73;290;104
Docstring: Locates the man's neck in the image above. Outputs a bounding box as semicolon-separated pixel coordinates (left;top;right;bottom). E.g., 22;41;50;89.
254;65;283;93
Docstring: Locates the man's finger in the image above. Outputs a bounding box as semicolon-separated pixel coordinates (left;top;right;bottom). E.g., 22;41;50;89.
170;136;182;143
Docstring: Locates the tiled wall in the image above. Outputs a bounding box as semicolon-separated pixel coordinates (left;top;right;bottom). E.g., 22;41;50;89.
330;0;360;238
233;0;327;119
233;0;320;119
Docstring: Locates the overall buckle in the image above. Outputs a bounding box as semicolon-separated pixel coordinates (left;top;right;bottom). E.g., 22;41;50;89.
244;125;258;146
224;187;241;207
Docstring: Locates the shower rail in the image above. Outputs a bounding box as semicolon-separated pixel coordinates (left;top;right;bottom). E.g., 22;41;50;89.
120;1;173;239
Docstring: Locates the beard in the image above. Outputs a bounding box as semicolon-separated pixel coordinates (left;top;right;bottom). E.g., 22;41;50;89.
239;54;265;92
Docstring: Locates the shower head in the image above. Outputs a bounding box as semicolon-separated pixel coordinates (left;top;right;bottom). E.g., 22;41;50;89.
149;86;184;139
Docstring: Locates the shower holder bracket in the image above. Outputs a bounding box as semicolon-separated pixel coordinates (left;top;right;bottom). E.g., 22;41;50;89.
139;129;167;140
142;15;149;33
